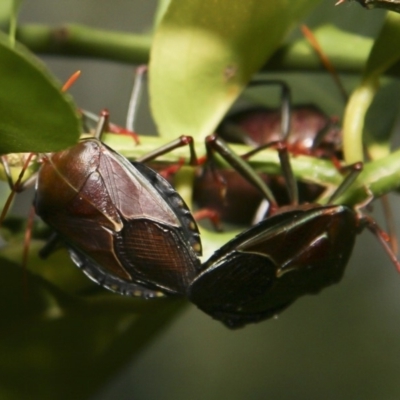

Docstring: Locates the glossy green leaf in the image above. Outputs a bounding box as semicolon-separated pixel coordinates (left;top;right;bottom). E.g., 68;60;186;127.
150;0;320;140
363;11;400;80
364;79;400;160
0;30;80;154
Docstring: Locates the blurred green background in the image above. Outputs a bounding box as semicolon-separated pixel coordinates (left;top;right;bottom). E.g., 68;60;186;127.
12;1;400;399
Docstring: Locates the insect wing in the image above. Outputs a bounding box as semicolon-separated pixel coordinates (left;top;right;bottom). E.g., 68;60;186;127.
189;205;356;328
35;139;201;296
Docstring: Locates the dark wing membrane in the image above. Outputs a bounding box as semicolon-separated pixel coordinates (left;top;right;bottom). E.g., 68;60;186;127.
190;205;356;328
115;218;201;295
132;162;202;256
68;247;166;298
189;252;291;328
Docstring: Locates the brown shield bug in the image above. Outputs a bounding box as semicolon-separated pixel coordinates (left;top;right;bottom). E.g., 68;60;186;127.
0;68;202;298
193;79;342;226
33;112;203;298
194;26;349;227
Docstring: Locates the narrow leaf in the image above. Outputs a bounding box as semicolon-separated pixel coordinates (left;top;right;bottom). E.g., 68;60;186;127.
363;11;400;80
342;12;400;163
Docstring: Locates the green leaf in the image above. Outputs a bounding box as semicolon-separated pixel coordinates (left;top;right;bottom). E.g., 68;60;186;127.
363;79;400;160
0;255;187;400
342;12;400;163
363;11;400;80
150;0;320;140
153;0;172;27
0;30;80;154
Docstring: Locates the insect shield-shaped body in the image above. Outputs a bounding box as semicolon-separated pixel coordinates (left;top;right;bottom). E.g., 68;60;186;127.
193;80;342;225
35;138;202;298
188;136;399;329
219;104;342;159
188;204;356;328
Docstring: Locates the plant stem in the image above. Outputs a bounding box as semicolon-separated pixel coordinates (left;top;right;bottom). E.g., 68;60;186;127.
15;23;152;64
335;149;400;206
2;22;399;77
266;31;400;78
342;79;378;164
102;133;400;207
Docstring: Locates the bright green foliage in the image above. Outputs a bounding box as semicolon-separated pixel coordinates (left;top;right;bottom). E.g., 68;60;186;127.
0;31;80;154
150;0;320;140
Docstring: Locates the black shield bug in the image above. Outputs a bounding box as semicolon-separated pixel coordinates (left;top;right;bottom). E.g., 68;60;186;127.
189;203;356;328
188;136;400;328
